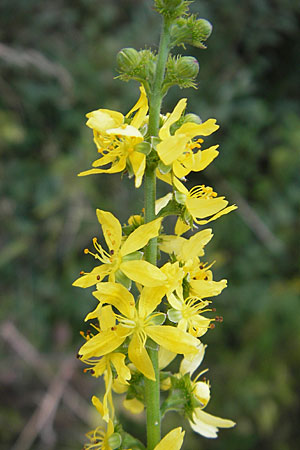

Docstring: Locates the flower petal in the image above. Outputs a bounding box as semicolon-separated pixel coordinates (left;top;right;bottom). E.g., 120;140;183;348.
179;229;213;261
126;85;149;129
138;286;166;318
159;98;187;140
107;124;143;139
120;218;162;256
92;395;104;417
193;146;219;171
73;265;108;288
146;325;198;355
93;282;135;319
110;353;131;384
157;134;189;166
123;398;144;414
176;119;219;139
120;260;167;287
96;209;122;253
154;427;185;450
190;409;235;438
128;333;155;380
129;151;146;188
189;279;227;298
86;109;124;133
180;343;206;376
186;197;229;220
79;329;125;359
195;205;238;224
159;235;186;256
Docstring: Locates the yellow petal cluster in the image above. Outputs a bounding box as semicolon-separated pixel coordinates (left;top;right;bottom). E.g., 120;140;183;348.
75;86;237;449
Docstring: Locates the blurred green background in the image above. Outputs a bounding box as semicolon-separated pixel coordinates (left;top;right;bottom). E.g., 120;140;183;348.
1;0;300;449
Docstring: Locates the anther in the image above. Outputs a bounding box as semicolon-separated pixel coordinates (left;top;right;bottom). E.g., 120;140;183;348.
90;369;95;375
212;308;216;312
97;275;101;280
84;248;89;254
76;353;82;359
199;264;204;269
111;326;117;331
209;323;215;329
110;250;114;255
80;271;85;276
204;275;208;280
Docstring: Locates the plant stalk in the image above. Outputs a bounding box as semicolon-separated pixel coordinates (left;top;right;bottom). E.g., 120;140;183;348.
144;18;171;450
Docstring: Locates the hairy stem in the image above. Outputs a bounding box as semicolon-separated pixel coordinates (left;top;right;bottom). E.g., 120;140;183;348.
144;17;171;450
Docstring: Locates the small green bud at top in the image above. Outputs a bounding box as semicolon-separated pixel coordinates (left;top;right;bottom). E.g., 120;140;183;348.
117;48;141;73
155;0;191;20
170;15;213;49
108;432;122;450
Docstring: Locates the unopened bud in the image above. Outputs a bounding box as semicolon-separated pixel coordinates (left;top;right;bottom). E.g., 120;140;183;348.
183;113;202;125
116;48;140;73
176;56;199;79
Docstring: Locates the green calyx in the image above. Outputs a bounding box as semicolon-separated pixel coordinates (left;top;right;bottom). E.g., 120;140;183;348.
170;15;213;49
154;0;191;20
163;55;199;91
116;48;156;88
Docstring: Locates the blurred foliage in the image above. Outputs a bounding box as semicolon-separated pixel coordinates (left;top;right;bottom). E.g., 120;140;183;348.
1;0;300;449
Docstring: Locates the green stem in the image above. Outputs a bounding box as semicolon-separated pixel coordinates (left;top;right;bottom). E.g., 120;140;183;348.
144;17;171;450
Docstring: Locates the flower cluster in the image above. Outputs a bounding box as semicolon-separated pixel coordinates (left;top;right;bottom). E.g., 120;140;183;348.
74;85;236;449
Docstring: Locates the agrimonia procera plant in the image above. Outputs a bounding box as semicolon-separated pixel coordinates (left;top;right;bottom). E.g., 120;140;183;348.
73;1;237;449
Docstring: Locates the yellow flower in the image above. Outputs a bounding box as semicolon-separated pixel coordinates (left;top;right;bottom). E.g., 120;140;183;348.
167;292;214;337
73;209;166;288
78;282;199;381
159;228;213;261
80;305;131;422
83;396;116;450
79;86;148;187
173;176;237;227
156;98;219;178
180;345;236;438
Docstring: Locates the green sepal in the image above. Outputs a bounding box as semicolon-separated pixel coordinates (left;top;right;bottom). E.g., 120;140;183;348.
174;190;186;205
107;433;122;450
150;312;166;325
121;432;146;450
115;269;132;290
167;308;182;323
158;160;172;174
156;199;183;218
134;142;152;155
122;251;143;262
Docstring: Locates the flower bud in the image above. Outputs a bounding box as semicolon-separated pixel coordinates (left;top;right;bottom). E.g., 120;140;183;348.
116;48;141;73
175;56;199;80
195;19;213;42
183;113;202;125
107;432;122;450
155;0;189;20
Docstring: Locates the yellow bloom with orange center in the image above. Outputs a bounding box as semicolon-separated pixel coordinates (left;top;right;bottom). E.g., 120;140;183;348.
78;86;148;188
156;98;219;178
73;209;166;289
78;282;199;381
171;176;237;229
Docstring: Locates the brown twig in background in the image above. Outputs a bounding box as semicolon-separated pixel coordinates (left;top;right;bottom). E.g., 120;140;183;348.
9;357;75;450
0;321;91;425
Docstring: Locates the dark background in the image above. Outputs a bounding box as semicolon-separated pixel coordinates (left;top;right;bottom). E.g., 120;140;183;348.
1;0;300;449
